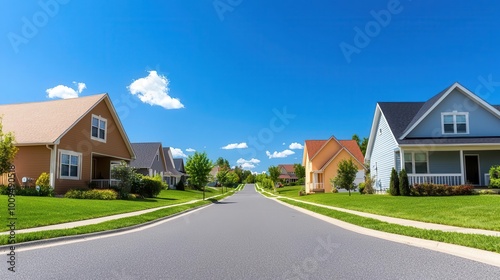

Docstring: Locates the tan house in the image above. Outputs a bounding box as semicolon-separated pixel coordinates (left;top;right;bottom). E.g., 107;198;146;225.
303;136;365;193
0;94;135;194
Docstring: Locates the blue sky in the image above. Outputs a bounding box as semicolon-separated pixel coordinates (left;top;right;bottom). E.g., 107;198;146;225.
2;0;500;173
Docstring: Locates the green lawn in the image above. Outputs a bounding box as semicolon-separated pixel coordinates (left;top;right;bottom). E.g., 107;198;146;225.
274;186;500;231
281;198;500;253
0;188;223;231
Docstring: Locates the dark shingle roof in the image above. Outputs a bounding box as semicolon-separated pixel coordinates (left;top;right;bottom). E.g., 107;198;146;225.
130;143;162;169
378;102;424;141
163;147;182;176
173;158;186;173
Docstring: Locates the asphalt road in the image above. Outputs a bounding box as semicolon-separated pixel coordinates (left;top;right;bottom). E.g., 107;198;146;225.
2;184;499;279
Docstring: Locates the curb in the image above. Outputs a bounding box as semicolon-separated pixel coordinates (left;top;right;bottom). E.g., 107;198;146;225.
0;193;235;252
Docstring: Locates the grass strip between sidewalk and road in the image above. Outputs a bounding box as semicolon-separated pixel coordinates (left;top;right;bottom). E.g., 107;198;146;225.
279;198;500;253
0;192;235;246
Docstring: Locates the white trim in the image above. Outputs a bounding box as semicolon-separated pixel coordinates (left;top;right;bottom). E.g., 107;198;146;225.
441;111;469;135
402;151;429;174
59;149;82;180
365;104;399;162
90;114;107;143
459;150;464;184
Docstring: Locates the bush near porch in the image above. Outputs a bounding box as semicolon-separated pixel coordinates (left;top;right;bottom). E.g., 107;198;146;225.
410;184;475;196
489;165;500;188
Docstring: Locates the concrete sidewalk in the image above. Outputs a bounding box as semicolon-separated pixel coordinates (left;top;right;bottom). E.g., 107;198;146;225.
258;187;500;237
0;193;227;235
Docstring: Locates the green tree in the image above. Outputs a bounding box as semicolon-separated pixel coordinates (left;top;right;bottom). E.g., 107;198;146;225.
255;173;268;183
110;161;137;194
399;169;410;196
268;165;281;185
226;172;239;188
331;158;358;196
186;152;213;199
293;163;305;179
352;134;368;156
389;168;400;196
215;157;230;169
245;173;256;183
0;118;18;175
233;166;244;184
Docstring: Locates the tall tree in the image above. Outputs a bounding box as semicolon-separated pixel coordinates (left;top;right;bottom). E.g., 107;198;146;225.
186;152;213;199
268;165;281;188
389;168;400;196
215;157;230;169
352;134;368;156
0;118;18;174
331;158;358;196
293;163;305;179
233;166;244;184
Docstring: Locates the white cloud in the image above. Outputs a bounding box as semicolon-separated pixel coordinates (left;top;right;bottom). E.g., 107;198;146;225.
266;149;295;159
236;158;260;170
171;148;187;158
241;162;256;169
221;142;248;150
289;142;304;150
186;148;196;152
46;81;86;99
282;142;286;145
128;70;184;110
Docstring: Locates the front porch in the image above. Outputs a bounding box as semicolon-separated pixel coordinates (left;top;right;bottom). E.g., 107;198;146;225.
90;154;127;189
399;148;500;186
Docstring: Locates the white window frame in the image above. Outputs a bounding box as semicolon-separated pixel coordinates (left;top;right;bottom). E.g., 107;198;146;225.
91;114;107;143
59;150;82;180
403;151;429;174
441;112;469;135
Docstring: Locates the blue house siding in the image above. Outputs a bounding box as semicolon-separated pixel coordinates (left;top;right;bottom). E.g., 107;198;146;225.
369;113;398;191
428;151;461;173
408;89;500;138
466;150;500;185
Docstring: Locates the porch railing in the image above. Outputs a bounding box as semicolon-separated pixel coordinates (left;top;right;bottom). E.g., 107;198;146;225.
91;179;121;189
408;174;462;186
308;182;324;190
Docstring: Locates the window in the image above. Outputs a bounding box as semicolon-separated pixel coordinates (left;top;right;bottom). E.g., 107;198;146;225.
442;112;468;134
60;151;81;179
403;152;428;174
91;115;107;142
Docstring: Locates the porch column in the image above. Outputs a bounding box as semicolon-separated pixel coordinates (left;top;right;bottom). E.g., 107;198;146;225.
399;148;404;173
459;150;465;184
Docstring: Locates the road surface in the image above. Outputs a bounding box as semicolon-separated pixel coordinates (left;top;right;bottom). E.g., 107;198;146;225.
2;184;499;279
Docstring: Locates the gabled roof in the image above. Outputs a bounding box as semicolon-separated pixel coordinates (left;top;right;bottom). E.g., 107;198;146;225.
278;164;295;173
339;140;365;164
399;82;500;139
130;142;163;169
0;93;135;158
372;82;500;146
304;140;327;159
163;147;182;176
173;158;186;173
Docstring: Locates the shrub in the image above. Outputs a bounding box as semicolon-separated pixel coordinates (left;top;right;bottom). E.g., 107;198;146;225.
36;172;50;187
478;189;497;195
399;169;410;196
261;178;274;189
176;180;185;191
488;165;500;188
358;182;365;194
297;178;305;185
389;168;399;196
65;189;118;200
363;177;375;194
411;184;475;196
138;177;163;198
331;186;339;193
0;185;54;196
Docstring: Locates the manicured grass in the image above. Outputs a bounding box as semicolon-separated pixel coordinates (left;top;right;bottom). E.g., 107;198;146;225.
280;198;500;253
0;190;237;245
276;186;500;231
0;200;211;246
0;188;224;231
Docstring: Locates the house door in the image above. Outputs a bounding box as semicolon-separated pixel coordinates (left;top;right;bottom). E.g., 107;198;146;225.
464;155;480;185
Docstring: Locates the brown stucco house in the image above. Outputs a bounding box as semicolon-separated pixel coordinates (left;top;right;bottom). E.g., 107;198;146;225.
0;94;135;194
